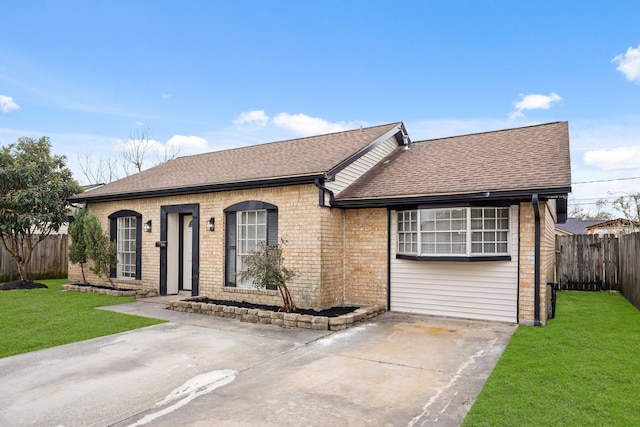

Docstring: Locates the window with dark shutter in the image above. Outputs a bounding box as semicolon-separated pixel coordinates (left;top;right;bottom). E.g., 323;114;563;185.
108;210;142;280
224;201;278;288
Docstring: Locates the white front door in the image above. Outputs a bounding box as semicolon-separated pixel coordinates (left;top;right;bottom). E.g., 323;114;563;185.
182;215;193;291
166;213;180;294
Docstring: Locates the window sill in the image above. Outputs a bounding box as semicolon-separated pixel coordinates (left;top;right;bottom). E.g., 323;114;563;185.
396;254;511;262
112;278;142;284
223;286;278;295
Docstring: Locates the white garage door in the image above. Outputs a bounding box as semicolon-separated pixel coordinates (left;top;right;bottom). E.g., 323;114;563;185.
389;206;519;323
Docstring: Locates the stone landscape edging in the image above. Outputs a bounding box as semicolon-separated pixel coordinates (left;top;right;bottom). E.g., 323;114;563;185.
61;283;155;298
168;299;386;331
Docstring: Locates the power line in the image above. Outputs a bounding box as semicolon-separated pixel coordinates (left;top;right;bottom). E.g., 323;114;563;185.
572;176;640;185
571;195;636;202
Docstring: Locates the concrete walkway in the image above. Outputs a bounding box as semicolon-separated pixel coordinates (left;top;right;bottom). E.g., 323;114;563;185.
0;298;516;427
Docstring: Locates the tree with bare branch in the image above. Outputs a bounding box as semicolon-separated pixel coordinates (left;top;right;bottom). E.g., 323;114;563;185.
77;153;119;185
120;126;155;175
76;127;183;185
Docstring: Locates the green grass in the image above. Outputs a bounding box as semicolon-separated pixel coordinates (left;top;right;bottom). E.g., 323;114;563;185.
463;291;640;426
0;279;165;358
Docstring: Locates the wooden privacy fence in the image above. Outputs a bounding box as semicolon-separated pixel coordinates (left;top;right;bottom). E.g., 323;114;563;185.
556;234;619;291
620;232;640;311
0;234;68;282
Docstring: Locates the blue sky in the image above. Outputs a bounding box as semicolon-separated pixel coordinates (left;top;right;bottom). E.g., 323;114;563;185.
1;1;639;215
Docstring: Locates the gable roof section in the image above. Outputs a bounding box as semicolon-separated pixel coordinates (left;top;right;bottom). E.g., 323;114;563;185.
70;122;402;202
334;121;571;206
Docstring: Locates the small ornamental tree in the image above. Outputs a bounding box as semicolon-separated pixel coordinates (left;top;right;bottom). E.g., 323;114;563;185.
83;211;118;286
68;207;89;283
0;136;82;281
237;239;296;312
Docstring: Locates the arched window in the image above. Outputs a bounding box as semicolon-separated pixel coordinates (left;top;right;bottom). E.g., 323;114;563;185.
108;210;142;280
223;201;278;288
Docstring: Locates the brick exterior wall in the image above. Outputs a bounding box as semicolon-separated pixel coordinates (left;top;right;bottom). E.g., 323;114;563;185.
319;208;346;308
518;200;557;325
541;200;558;322
343;208;388;307
69;184;388;311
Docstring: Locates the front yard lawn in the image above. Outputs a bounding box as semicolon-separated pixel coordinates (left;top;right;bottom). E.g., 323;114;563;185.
463;291;640;426
0;279;165;358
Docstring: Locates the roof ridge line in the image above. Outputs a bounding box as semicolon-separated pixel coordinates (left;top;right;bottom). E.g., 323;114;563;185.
412;121;567;144
175;122;403;161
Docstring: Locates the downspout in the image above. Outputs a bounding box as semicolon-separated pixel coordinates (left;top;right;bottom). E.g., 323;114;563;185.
387;209;392;311
532;194;542;326
314;178;336;206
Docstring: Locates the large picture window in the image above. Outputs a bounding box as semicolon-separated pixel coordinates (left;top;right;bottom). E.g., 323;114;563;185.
109;210;142;280
397;207;509;258
224;201;278;288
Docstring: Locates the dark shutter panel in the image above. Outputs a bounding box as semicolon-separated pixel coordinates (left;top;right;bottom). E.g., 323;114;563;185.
135;216;142;280
109;218;117;278
266;209;278;246
266;209;278;290
225;211;237;287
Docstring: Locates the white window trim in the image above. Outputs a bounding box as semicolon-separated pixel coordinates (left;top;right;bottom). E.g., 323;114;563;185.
236;209;267;288
397;207;510;257
116;216;137;278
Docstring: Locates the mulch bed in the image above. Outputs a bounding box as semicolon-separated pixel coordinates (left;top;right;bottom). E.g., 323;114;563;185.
0;280;48;291
186;297;359;318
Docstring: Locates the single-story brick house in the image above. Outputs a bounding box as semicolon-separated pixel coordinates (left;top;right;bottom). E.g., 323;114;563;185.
68;121;571;325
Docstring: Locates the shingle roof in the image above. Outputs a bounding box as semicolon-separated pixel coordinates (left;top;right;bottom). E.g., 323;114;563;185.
71;122;401;202
336;121;571;202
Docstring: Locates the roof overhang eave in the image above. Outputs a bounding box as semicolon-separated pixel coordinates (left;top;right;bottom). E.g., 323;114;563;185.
68;174;324;203
332;186;572;208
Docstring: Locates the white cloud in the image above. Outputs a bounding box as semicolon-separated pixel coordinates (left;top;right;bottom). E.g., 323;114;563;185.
161;93;172;99
166;135;209;154
508;92;562;120
584;146;640;170
230;110;362;137
232;110;269;127
272;113;348;136
0;94;20;113
612;44;640;84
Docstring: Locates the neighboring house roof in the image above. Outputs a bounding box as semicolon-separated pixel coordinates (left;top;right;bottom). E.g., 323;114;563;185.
584;218;640;232
555;218;603;235
335;121;571;206
70;122;404;202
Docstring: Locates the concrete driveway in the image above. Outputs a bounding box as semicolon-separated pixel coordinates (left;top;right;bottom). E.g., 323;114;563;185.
0;299;515;427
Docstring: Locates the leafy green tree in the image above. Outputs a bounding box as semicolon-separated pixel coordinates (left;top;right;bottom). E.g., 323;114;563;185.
609;192;640;222
83;212;118;286
0;137;82;281
598;192;640;234
68;207;89;283
237;239;296;312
